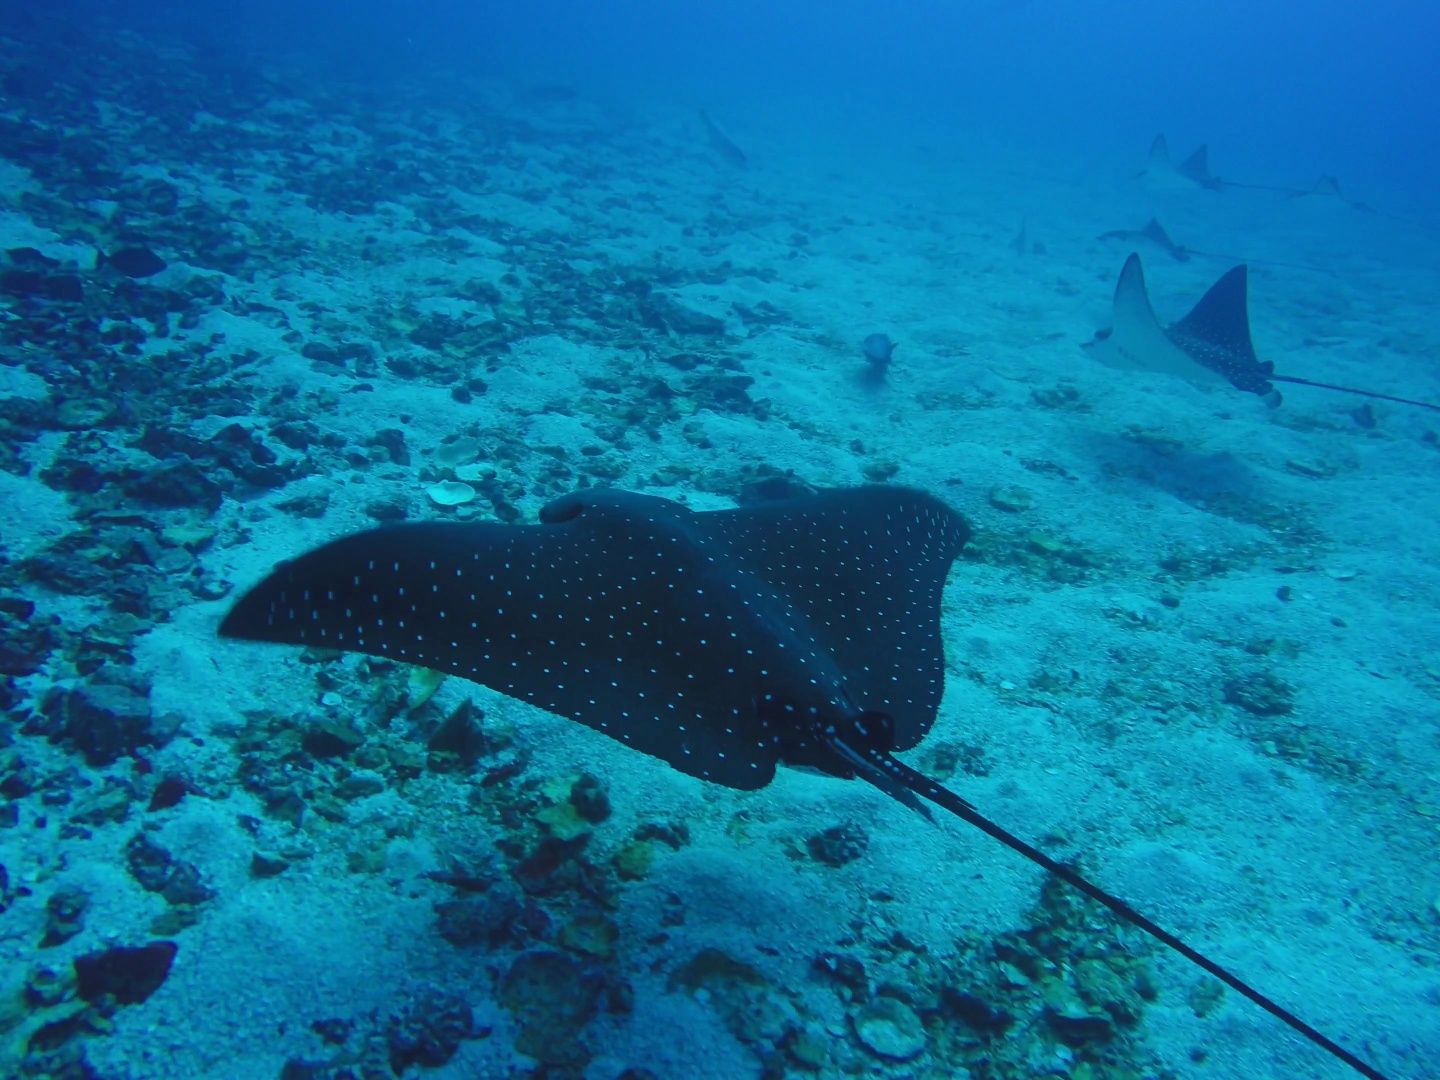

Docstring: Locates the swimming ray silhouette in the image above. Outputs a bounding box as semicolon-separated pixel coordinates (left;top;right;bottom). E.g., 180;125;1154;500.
1086;253;1439;412
221;484;1391;1079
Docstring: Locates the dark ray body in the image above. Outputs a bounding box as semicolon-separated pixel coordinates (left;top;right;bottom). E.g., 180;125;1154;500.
221;485;1390;1079
221;487;963;788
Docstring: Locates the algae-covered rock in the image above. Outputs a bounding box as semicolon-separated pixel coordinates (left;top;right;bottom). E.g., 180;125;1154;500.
435;886;524;949
1223;670;1295;716
786;1022;831;1070
851;996;926;1061
634;820;689;849
513;834;591;893
670;949;768;995
25;964;75;1008
1042;979;1113;1044
302;713;365;758
569;772;611;823
249;851;290;878
1072;957;1144;1025
500;950;602;1067
535;799;592;842
386;988;479;1072
669;948;794;1045
42;676;175;766
336;770;385;800
405;666;446;711
805;821;868;867
42;886;89;947
426;699;486;768
559;911;619;959
1187;978;1225;1018
812;951;867;1001
74;941;177;1005
988;484;1034;513
614;840;655;880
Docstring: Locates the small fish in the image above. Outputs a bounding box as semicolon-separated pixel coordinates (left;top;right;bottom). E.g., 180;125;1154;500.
861;333;896;380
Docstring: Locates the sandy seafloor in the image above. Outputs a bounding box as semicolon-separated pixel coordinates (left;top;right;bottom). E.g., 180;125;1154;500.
1;22;1438;1080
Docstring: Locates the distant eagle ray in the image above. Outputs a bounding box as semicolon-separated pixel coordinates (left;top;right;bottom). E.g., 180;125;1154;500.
221;485;1390;1079
1086;253;1439;413
1140;133;1307;195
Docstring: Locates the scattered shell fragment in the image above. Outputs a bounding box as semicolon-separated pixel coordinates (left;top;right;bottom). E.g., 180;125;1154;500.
407;667;446;710
426;480;476;507
435;437;482;468
988;484;1034;513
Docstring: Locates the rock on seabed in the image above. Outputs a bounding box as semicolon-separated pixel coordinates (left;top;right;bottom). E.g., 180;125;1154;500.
851;996;926;1061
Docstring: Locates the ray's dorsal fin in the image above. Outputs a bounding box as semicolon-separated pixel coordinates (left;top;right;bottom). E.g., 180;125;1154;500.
817;713;1392;1080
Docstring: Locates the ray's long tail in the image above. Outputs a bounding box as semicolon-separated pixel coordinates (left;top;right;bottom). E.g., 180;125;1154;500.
1271;374;1440;412
873;749;1391;1080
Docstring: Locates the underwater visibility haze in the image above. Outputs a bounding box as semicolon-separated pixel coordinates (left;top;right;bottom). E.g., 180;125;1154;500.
1;2;1438;1078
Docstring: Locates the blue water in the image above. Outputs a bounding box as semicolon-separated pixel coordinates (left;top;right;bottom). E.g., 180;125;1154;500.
45;0;1440;203
1;2;1437;1079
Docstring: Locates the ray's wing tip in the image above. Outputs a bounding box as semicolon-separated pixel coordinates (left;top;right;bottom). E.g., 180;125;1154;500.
216;594;262;640
217;574;286;642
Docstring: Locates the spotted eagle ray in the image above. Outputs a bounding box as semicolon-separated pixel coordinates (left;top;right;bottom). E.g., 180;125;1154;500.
1290;173;1374;212
220;485;1389;1078
1086;253;1440;412
1139;134;1313;196
1138;134;1224;191
1097;217;1192;262
1097;221;1340;277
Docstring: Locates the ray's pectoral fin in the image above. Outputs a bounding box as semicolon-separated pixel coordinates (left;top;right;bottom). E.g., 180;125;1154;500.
824;711;1388;1080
